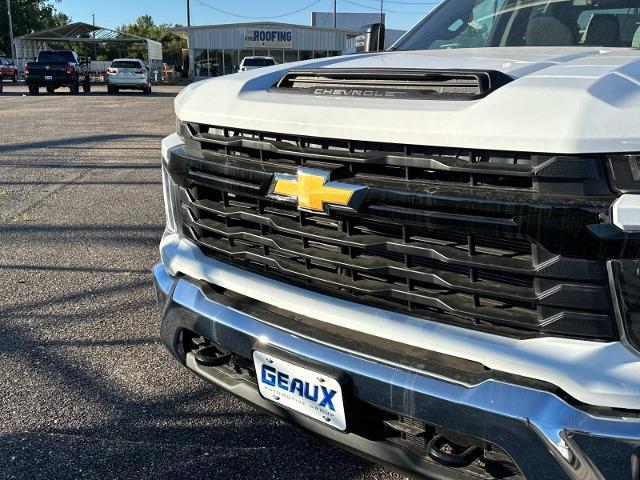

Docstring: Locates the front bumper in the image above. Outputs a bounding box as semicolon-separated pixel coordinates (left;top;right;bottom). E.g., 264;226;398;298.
154;262;640;480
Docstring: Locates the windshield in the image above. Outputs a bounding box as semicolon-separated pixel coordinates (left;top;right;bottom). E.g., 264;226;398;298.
396;0;640;50
243;58;276;66
38;51;76;63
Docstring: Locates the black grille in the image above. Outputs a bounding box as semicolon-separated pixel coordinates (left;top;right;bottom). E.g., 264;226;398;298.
169;122;618;341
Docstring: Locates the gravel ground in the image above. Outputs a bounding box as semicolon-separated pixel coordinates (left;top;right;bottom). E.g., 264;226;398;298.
0;84;406;480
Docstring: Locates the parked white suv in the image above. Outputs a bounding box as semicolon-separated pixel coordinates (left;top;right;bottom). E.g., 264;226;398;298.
106;58;151;95
239;56;277;72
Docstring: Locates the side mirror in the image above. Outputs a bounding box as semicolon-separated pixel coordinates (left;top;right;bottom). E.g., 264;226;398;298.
355;23;386;53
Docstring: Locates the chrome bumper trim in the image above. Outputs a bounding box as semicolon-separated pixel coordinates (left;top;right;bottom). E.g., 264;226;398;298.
153;263;173;295
154;263;640;480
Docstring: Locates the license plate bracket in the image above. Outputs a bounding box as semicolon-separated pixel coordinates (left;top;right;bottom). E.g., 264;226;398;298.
253;351;347;431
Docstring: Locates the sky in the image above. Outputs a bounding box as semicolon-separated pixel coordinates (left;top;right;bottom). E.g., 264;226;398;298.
56;0;436;32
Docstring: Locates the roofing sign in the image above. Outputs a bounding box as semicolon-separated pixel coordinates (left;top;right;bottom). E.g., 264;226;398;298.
244;29;293;48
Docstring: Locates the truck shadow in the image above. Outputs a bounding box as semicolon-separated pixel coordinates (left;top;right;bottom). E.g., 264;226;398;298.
0;218;392;479
0;133;163;154
38;91;178;98
0;277;382;479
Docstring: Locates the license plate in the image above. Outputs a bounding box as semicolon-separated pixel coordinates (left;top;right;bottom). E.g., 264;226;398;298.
253;351;346;430
44;75;53;80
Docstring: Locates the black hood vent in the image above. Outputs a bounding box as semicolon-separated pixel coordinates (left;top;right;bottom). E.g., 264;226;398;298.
271;68;513;100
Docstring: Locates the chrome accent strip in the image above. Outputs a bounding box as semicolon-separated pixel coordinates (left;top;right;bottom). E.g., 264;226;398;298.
153;262;174;295
161;132;183;165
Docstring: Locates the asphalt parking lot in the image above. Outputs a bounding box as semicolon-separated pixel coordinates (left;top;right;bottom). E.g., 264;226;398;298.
0;83;404;480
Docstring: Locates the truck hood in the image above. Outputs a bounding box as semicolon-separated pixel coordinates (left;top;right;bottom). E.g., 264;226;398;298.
176;47;640;153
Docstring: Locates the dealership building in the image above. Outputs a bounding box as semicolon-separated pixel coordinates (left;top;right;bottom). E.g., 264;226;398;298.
172;15;406;79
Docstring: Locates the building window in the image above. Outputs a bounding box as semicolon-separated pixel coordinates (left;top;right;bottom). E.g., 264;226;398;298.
268;49;284;64
208;49;222;76
283;50;299;64
223;50;238;75
300;51;313;61
193;49;210;77
193;49;222;77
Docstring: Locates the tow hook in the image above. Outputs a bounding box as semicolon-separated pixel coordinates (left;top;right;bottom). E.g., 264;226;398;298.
427;434;481;467
194;345;233;367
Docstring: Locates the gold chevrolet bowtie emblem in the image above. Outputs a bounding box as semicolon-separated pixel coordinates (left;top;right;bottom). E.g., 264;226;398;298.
270;168;367;213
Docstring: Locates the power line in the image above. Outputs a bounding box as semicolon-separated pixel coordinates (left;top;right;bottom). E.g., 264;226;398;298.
196;0;325;20
359;0;440;4
316;0;336;28
341;0;426;14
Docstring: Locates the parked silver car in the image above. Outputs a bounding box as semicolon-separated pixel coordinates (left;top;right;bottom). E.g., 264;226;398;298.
106;58;151;95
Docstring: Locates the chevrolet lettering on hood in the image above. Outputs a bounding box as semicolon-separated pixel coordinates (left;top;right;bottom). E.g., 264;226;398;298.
313;88;409;98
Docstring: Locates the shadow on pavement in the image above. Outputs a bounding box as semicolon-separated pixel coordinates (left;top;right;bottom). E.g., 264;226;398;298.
0;133;164;154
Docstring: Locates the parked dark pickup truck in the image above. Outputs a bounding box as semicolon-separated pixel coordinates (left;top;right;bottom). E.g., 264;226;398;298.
25;50;90;95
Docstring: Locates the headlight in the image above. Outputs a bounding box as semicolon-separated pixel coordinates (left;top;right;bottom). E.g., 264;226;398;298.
162;166;182;234
610;260;640;353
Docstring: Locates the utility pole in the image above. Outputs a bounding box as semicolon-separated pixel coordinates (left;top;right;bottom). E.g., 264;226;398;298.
380;0;384;25
186;0;192;81
5;0;16;65
333;0;336;29
92;14;96;64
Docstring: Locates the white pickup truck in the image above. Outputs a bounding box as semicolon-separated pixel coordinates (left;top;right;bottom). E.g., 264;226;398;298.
155;1;640;478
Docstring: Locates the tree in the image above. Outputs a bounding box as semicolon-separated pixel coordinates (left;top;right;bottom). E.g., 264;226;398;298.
118;15;186;64
0;0;70;56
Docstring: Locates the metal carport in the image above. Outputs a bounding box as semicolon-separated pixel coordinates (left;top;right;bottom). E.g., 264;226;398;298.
14;22;163;74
